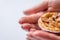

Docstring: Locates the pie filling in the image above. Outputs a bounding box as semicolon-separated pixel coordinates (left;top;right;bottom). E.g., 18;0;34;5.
38;12;60;32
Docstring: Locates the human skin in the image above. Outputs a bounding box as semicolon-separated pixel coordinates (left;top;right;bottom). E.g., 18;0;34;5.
19;0;60;40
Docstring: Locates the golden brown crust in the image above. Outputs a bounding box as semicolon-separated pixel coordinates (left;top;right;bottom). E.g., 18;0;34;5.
38;12;60;33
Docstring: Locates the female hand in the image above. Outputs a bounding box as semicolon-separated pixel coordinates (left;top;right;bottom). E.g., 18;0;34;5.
19;0;60;40
19;0;60;31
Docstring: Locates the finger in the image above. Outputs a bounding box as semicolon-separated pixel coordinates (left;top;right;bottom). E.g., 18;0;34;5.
24;0;48;15
27;31;48;40
27;30;47;40
19;12;43;24
21;23;40;31
26;32;40;40
26;36;37;40
26;32;35;40
26;37;37;40
26;38;31;40
32;30;60;40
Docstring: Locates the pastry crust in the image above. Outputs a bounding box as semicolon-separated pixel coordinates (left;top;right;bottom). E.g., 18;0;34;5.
38;12;60;33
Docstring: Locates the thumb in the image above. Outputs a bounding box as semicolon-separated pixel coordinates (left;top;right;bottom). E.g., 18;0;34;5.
48;0;60;12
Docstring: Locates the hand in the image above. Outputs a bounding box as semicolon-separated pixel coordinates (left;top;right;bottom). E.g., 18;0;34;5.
27;30;60;40
24;0;60;15
20;12;44;31
19;0;60;31
19;0;60;40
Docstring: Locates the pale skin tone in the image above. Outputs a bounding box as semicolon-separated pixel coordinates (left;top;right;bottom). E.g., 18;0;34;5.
19;0;60;40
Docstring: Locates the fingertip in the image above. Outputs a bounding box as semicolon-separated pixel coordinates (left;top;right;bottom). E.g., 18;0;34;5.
26;31;34;39
19;17;28;24
19;19;24;24
24;9;35;15
21;23;32;31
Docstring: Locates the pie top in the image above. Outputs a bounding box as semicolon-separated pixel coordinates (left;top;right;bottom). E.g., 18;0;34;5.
38;12;60;33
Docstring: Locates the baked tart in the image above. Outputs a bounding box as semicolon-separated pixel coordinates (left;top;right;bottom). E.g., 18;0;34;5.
38;12;60;33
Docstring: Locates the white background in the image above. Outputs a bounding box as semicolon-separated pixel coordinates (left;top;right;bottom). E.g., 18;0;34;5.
0;0;43;40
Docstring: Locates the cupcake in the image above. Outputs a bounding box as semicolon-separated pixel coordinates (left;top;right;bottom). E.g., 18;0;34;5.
38;12;60;33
